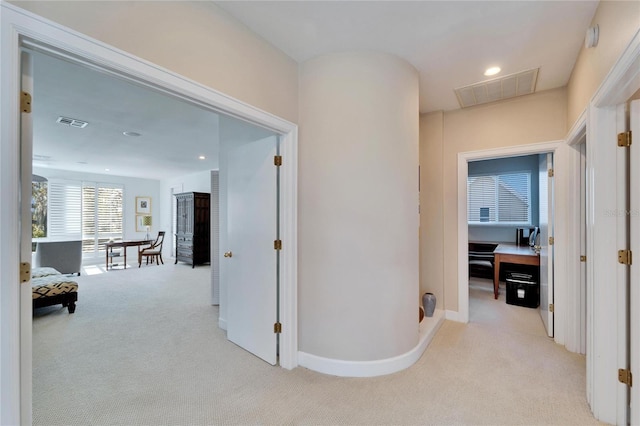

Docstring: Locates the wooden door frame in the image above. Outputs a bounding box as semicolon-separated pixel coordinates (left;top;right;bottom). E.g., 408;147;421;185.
0;4;299;424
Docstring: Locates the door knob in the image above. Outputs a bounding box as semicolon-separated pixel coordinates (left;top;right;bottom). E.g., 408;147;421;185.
224;252;233;258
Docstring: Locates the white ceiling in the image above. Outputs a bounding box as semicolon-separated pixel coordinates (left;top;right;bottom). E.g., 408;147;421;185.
216;0;599;112
32;1;600;180
32;51;277;181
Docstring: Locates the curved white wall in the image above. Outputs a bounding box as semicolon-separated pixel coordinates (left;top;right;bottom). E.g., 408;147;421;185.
299;52;419;366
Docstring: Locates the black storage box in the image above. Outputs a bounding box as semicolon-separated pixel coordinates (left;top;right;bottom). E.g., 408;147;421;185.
506;272;539;308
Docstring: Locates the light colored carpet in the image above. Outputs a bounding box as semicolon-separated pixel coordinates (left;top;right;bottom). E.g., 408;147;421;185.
33;266;602;425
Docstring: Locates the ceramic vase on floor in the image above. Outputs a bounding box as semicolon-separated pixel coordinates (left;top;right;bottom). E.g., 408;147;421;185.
422;292;436;317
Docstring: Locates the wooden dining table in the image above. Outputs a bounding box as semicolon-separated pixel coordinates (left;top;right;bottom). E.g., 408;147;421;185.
105;239;152;270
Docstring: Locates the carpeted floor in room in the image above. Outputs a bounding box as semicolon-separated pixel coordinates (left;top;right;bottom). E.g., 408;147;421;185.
32;264;602;425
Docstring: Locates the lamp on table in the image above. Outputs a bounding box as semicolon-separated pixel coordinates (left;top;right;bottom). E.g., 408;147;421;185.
142;215;152;240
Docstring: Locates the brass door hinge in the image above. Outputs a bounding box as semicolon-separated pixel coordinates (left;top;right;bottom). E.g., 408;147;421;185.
274;322;282;334
618;368;633;387
20;262;31;283
548;236;554;245
618;249;632;265
580;255;587;262
274;239;282;250
549;303;554;313
548;168;554;178
21;91;32;113
617;131;632;147
274;155;282;166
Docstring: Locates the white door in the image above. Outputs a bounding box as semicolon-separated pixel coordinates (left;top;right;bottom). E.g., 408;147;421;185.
629;99;639;425
223;135;279;365
539;153;554;337
579;141;587;355
20;51;34;425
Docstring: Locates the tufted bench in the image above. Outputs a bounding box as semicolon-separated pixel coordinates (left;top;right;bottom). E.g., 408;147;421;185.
32;267;78;314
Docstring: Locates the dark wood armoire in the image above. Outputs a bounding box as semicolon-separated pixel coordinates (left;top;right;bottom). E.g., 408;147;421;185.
175;192;210;268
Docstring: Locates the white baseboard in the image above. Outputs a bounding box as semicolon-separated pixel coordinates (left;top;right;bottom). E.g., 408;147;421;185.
445;310;464;322
218;317;227;331
297;309;445;377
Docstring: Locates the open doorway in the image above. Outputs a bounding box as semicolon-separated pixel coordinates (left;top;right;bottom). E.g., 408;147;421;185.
0;10;299;423
456;141;563;326
27;43;285;411
466;153;552;336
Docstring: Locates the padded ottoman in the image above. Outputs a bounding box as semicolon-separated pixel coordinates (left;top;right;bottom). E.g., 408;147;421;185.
32;267;78;314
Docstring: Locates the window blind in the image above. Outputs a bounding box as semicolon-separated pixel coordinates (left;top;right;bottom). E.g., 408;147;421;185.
468;172;531;224
48;180;82;240
82;182;123;254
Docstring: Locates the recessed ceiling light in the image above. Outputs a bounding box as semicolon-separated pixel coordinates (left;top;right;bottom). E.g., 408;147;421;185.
484;66;501;76
123;131;141;137
105;168;110;172
199;155;206;160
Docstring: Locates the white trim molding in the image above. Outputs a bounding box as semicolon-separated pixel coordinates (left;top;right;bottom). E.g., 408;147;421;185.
591;28;640;109
583;28;640;425
565;109;587;147
445;310;461;322
563;115;587;355
0;3;299;424
298;310;445;377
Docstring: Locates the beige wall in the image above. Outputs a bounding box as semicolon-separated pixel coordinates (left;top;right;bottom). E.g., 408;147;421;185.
420;88;567;312
299;52;419;361
567;0;640;126
10;1;299;123
419;112;444;304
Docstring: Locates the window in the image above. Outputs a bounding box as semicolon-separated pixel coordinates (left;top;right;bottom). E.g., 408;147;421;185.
37;178;123;256
82;182;123;254
467;172;531;225
48;179;82;240
32;179;48;239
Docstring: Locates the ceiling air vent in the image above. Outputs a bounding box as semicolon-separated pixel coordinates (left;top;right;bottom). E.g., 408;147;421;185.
454;68;539;108
56;116;88;128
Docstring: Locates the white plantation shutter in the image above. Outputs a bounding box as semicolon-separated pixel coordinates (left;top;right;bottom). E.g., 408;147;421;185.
82;185;96;253
48;180;82;240
468;172;531;224
82;182;123;253
98;186;123;239
46;180;123;255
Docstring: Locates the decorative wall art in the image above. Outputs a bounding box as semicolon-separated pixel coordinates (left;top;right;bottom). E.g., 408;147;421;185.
136;196;151;214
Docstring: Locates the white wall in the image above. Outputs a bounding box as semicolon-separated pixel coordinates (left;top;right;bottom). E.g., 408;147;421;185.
32;166;160;244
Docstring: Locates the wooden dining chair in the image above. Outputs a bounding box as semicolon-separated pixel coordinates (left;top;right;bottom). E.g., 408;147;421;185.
138;231;165;267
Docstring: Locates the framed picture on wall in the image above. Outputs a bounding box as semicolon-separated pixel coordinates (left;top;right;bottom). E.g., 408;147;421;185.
136;196;151;214
135;215;147;232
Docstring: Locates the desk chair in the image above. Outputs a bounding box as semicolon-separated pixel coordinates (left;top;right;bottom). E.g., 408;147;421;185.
138;231;165;267
468;242;497;280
